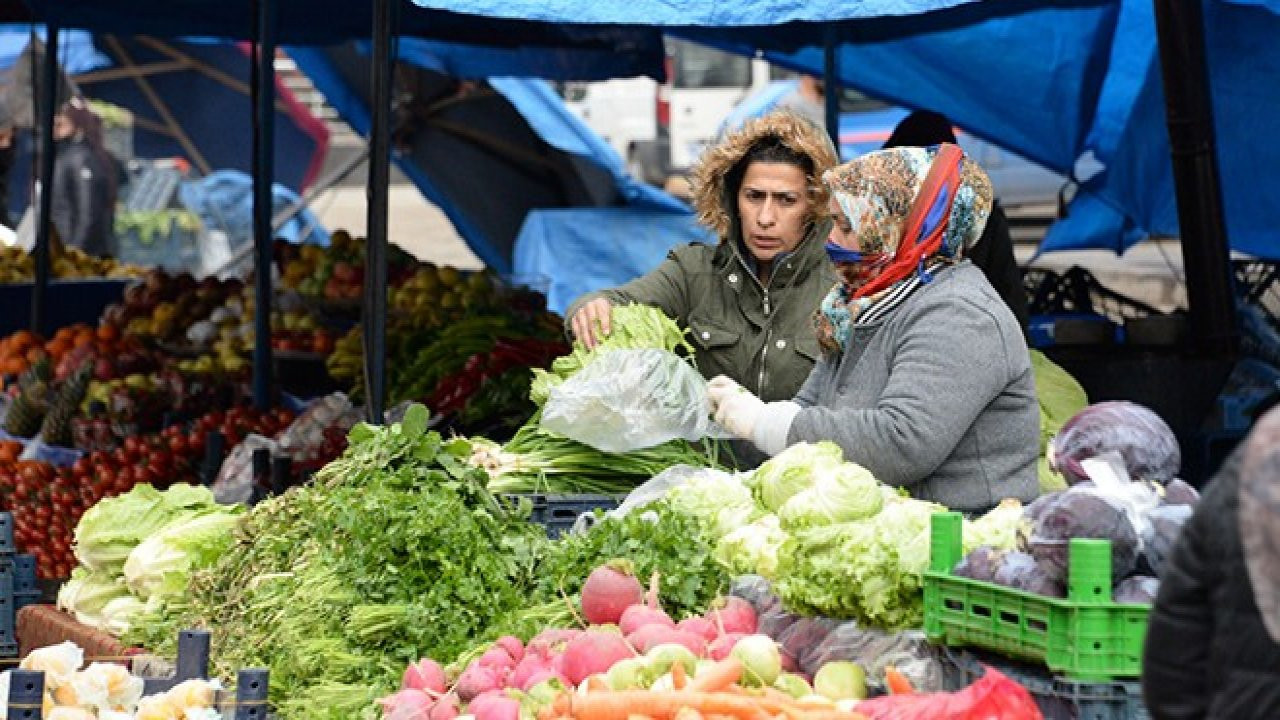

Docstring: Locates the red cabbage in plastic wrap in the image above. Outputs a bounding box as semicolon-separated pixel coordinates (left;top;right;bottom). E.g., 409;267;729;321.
993;550;1066;598
1049;401;1181;485
777;616;840;664
1016;493;1061;552
952;545;1005;583
729;575;776;613
1162;478;1201;506
1028;486;1141;584
1138;503;1194;577
1114;575;1160;604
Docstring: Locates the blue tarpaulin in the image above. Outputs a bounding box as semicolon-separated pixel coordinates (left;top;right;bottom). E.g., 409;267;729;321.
22;0;665;79
416;0;1280;261
407;0;979;26
288;43;687;274
514;207;711;315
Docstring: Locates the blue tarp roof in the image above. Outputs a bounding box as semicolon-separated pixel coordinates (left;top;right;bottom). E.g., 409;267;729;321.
406;0;980;26
288;43;688;273
20;0;663;79
411;0;1280;261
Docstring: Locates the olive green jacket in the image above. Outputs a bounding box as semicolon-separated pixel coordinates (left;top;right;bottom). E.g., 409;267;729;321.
565;228;837;403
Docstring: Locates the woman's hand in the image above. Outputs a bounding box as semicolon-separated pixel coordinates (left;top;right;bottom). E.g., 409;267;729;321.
707;375;764;440
570;297;614;349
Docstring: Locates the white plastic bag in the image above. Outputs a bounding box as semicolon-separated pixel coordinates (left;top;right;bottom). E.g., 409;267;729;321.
210;434;278;505
540;349;724;453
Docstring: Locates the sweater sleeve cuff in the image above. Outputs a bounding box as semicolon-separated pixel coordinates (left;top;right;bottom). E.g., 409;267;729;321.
752;401;801;457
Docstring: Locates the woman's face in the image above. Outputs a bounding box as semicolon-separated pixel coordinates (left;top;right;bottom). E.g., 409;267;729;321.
737;161;810;265
826;195;892;290
825;196;856;250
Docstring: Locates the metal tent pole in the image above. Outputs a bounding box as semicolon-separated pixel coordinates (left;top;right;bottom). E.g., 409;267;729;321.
364;0;395;423
823;28;840;154
32;26;58;335
1152;0;1238;356
251;0;278;410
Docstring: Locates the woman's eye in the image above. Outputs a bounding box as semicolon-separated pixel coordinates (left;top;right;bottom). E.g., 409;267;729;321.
778;195;798;206
744;190;764;201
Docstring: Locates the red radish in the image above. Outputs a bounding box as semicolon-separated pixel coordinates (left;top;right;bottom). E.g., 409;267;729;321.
708;633;747;662
707;597;757;635
528;628;582;657
780;651;799;674
454;664;502;702
580;560;645;626
494;636;524;664
479;647;517;671
676;617;718;642
402;657;447;694
625;625;676;653
379;688;433;720
520;669;568;692
510;654;550;690
560;630;634;686
619;604;675;636
429;694;460;720
468;692;520;720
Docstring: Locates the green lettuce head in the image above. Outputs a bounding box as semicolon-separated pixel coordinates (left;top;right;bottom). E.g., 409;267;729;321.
778;462;882;531
752;442;844;512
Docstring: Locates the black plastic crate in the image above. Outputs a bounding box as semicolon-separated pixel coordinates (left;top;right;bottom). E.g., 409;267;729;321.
504;493;620;538
942;647;1149;720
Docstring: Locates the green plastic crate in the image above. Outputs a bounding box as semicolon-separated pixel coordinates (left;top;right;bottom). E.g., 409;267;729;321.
923;512;1150;681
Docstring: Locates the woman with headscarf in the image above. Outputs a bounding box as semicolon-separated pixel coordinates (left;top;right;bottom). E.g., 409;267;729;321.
566;110;839;406
708;144;1039;512
1143;403;1280;720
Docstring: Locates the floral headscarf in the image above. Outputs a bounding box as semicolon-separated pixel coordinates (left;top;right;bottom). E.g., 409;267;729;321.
814;145;993;353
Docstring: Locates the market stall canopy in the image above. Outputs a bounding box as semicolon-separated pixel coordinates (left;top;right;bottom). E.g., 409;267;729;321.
20;0;666;79
0;29;328;192
412;0;1279;261
288;43;688;272
686;0;1280;260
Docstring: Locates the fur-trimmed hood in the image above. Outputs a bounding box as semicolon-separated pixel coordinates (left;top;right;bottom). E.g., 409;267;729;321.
691;110;839;242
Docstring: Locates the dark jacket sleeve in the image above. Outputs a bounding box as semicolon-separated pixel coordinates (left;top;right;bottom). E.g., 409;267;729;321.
966;204;1029;335
1143;470;1228;720
563;248;693;336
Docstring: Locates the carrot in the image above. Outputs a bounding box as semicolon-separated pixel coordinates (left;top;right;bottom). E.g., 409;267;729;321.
798;711;869;720
884;667;914;695
673;707;703;720
569;691;772;720
686;658;743;692
588;675;612;693
671;661;688;690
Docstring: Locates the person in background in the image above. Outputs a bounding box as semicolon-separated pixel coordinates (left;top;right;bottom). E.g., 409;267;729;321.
882;109;1029;335
51;97;117;257
708;144;1039;512
775;75;827;132
566;110;840;406
1143;402;1280;720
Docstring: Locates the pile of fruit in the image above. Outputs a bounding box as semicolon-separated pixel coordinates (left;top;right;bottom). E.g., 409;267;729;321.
0;243;143;283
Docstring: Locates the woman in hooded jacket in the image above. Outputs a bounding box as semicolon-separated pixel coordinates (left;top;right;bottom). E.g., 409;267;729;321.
565;110;840;407
708;144;1039;512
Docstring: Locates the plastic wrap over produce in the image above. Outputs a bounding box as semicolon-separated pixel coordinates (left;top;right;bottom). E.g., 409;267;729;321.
1048;400;1180;485
728;575;947;694
541;349;726;452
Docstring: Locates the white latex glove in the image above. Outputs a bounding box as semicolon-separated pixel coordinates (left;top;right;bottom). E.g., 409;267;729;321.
707;375;764;440
707;375;802;456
